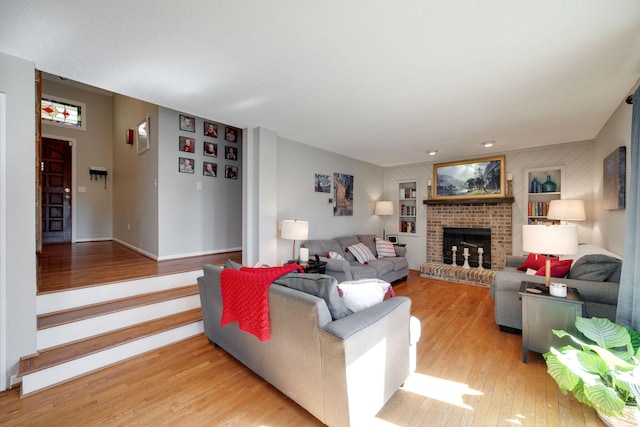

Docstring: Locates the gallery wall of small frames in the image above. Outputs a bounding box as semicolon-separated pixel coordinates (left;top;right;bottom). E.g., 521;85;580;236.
178;114;241;179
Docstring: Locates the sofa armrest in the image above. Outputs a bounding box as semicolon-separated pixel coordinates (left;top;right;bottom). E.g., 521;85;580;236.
320;256;352;278
320;296;413;426
394;246;407;257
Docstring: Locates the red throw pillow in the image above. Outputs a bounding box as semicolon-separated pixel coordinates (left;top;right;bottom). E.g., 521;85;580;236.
517;253;558;271
535;259;573;278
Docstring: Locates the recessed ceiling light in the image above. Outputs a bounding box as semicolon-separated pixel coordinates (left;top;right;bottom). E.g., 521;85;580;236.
481;141;496;148
427;150;438;156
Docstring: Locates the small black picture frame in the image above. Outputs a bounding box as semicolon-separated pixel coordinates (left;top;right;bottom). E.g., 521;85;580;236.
203;142;217;157
225;164;238;179
225;146;238;161
387;235;398;244
179;115;195;132
225;126;239;142
178;157;194;174
204;121;218;138
203;162;217;177
179;136;195;153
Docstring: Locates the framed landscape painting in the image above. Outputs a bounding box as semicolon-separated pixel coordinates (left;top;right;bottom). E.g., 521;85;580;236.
433;155;505;200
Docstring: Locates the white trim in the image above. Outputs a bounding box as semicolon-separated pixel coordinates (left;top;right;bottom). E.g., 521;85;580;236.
42;133;77;242
40;94;87;131
112;237;241;261
0;93;7;391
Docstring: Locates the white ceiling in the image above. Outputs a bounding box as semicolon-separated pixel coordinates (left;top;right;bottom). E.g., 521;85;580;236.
1;1;639;166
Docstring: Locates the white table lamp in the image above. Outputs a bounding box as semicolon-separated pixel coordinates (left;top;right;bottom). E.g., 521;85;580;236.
281;219;309;261
522;224;578;287
547;199;586;224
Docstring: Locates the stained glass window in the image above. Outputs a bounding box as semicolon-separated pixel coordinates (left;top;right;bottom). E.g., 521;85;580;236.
41;96;85;130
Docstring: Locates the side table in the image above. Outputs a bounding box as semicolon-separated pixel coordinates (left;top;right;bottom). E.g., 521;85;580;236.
519;281;584;363
300;261;327;274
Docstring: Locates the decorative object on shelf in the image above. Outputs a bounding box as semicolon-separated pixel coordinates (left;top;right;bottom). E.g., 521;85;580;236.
462;247;470;269
549;282;567;297
451;245;457;265
136;116;150;155
427;179;432;200
530;177;540;193
375;200;394;239
541;175;557;192
281;219;309;261
433;155;505;200
522;224;578;287
477;247;485;270
506;173;513;197
333;172;354;216
547;199;586;224
603;146;626;210
544;317;640;424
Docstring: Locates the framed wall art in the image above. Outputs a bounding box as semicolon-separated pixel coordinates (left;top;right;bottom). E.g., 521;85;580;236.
333;172;353;216
203;162;217;177
178;157;194;174
433;155;505;200
603;146;626;210
179;136;195;153
225;165;238;179
179;114;195;132
225;146;238;161
204;142;217;157
204;121;218;138
314;173;331;193
225;126;239;142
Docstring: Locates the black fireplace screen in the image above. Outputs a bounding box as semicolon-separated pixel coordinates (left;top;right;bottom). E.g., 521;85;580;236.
443;227;491;269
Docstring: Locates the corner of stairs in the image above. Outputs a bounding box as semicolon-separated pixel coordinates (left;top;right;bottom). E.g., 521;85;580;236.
18;277;205;396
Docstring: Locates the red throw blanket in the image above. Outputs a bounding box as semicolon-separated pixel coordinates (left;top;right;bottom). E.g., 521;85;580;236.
220;264;303;341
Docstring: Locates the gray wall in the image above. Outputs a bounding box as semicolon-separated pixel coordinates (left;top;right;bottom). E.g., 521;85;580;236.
276;137;385;265
157;107;242;259
0;52;37;389
42;79;113;241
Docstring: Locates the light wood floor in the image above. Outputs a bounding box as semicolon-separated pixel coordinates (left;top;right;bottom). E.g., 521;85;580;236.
3;269;604;426
36;241;242;293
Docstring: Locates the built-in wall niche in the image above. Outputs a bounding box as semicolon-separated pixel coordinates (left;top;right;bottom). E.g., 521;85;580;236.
398;180;418;234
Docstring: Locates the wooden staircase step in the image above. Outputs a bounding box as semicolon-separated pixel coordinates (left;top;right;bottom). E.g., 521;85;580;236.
37;285;199;330
19;308;202;377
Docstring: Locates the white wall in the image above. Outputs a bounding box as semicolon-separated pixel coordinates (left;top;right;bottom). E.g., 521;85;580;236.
591;82;638;255
157;107;242;259
276;137;385;265
42;79;113;241
0;52;37;389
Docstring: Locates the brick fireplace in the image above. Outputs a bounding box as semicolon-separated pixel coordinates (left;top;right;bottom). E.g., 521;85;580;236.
424;198;513;270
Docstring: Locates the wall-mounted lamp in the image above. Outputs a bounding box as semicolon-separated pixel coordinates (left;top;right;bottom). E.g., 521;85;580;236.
126;129;134;145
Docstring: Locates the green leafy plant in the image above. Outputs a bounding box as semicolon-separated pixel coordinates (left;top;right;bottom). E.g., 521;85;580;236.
544;316;640;417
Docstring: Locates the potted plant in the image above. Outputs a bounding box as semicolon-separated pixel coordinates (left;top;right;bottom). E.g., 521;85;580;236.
544;316;640;426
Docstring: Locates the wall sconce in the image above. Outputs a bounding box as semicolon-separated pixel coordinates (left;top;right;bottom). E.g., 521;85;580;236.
126;129;134;145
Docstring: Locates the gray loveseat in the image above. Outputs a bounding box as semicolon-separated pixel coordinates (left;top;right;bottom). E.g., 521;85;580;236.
490;245;622;332
197;264;419;427
301;234;409;283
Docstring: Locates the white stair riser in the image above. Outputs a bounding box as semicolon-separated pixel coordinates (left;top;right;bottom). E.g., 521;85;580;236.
21;321;204;396
37;295;202;350
37;271;201;314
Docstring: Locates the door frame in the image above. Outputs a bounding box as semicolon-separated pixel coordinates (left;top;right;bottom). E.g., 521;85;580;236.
42;133;77;243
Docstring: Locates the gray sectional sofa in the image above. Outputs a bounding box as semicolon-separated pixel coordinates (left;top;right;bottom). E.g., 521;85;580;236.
197;263;420;427
490;245;622;332
301;234;409;283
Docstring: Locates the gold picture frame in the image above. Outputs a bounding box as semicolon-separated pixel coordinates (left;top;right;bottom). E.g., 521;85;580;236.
433;155;505;200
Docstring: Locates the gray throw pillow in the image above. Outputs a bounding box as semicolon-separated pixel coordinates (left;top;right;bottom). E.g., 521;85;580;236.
224;259;244;270
273;273;353;320
568;254;622;282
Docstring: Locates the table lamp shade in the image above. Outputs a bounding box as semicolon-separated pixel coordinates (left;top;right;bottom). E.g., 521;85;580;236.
522;224;578;255
281;219;309;260
375;200;394;216
547;200;586;222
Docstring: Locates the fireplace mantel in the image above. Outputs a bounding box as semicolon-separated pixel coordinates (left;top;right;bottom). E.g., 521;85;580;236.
423;197;514;205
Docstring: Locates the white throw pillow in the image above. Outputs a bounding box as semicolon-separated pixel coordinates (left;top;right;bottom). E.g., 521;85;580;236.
375;238;396;258
338;278;392;312
347;243;376;264
328;251;345;260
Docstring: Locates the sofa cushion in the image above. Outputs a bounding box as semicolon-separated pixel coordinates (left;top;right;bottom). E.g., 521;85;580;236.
568;254;622;282
350;265;378;280
389;256;409;271
303;239;344;259
517;253;557;271
337;278;392;312
328;251;345;260
224;258;244;270
375;238;396;258
336;235;360;262
535;259;573;278
273;272;353;320
361;259;394;277
347;243;377;264
357;234;378;256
